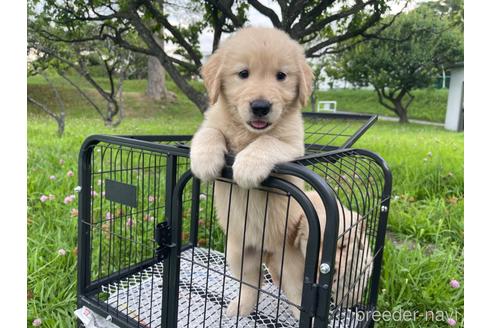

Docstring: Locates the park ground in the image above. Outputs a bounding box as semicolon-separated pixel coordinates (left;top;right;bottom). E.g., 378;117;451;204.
27;77;463;327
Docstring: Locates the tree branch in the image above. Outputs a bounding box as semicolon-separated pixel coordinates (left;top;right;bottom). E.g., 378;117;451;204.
27;95;59;120
124;3;208;111
282;0;305;29
404;91;415;110
141;0;203;67
291;0;337;37
38;70;66;118
305;8;382;57
207;0;244;28
375;88;397;112
297;0;377;39
57;70;106;120
247;0;281;28
168;56;199;74
361;1;410;42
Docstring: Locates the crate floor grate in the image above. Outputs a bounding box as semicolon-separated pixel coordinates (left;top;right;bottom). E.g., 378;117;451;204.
100;248;360;328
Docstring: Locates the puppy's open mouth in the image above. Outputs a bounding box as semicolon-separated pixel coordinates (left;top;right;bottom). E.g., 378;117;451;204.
248;120;271;130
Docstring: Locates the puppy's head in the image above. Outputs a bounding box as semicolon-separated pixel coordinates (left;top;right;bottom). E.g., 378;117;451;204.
201;27;313;133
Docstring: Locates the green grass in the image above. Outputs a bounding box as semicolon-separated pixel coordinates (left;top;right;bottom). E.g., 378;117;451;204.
27;78;463;327
315;88;448;123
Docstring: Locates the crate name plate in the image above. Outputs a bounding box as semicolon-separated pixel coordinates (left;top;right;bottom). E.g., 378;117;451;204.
104;179;138;208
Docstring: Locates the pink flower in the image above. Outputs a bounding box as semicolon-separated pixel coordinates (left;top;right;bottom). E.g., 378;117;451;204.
58;248;67;256
67;170;74;177
143;214;154;222
64;195;75;204
91;190;98;197
59;159;65;165
49;175;56;180
32;318;42;326
148;195;155;203
126;218;134;227
447;318;456;326
449;279;460;289
105;212;113;221
40;195;48;202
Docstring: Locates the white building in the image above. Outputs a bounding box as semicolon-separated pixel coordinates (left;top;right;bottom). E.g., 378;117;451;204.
444;62;464;132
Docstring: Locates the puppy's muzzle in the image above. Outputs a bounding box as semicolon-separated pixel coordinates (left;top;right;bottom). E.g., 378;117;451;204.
250;99;271;117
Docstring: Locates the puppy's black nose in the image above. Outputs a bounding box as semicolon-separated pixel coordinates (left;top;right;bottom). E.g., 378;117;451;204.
250;99;271;117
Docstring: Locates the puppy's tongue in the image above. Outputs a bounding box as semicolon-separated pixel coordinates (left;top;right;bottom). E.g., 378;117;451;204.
250;120;268;129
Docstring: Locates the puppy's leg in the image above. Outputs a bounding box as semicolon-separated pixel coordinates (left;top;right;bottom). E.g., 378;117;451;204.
226;245;264;317
190;127;227;182
232;135;303;189
264;252;281;286
268;246;304;320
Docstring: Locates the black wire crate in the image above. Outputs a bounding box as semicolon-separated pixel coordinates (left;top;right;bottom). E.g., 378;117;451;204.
77;112;391;328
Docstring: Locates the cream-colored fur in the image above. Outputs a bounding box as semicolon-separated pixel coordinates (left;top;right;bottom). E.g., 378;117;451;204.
190;27;313;318
294;191;373;308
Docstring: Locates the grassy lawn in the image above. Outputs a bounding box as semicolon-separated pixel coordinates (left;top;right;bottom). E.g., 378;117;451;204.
27;78;462;327
28;74;447;122
316;89;448;123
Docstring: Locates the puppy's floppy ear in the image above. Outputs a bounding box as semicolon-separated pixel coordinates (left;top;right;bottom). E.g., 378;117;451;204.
297;58;314;107
201;50;223;105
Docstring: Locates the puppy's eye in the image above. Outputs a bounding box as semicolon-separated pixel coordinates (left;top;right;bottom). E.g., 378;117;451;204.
238;69;249;79
276;71;286;81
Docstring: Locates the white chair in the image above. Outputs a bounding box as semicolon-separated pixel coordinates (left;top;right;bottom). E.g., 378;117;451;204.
317;100;337;113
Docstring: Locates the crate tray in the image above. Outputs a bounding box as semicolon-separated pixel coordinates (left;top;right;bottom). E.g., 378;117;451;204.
99;248;361;328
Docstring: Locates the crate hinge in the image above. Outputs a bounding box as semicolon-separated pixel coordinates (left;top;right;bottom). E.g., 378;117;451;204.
155;221;176;261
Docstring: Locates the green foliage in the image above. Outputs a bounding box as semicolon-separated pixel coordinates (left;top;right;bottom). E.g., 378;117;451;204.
357;122;464;327
333;7;463;90
328;6;463;122
422;0;464;29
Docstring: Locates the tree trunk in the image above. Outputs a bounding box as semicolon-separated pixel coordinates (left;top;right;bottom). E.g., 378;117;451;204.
125;6;208;112
146;55;166;101
146;0;168;102
57;113;65;136
27;95;66;136
394;100;409;124
310;92;316;112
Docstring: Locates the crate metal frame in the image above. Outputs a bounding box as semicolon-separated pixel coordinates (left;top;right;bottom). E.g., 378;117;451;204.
77;112;390;328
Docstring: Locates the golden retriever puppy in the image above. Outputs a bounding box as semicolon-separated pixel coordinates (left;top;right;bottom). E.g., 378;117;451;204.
293;191;373;308
190;27;313;318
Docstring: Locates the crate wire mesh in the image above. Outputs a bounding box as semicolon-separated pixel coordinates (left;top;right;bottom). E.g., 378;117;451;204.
302;112;376;153
77;112;391;328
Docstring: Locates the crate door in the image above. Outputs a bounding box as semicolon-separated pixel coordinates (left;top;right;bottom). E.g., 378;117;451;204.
168;173;322;328
79;141;183;328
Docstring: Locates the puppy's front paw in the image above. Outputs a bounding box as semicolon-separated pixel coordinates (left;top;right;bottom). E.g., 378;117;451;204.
190;148;225;182
226;297;254;317
232;151;273;189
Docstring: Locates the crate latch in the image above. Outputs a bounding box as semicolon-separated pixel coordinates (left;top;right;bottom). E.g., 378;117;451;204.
315;283;331;320
155;221;175;261
302;278;319;317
